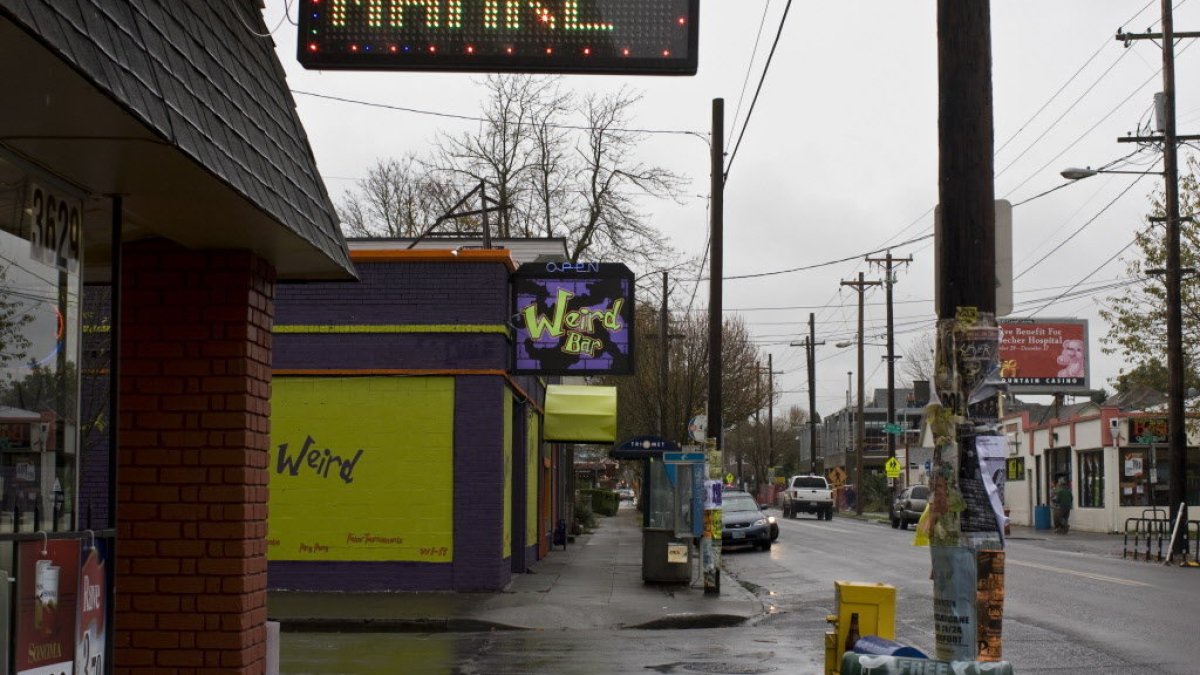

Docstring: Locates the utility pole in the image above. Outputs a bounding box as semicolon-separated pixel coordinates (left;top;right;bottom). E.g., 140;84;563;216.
935;0;1002;662
768;353;775;459
841;272;881;516
1116;3;1199;561
658;271;669;437
868;253;912;493
704;97;724;596
791;314;825;474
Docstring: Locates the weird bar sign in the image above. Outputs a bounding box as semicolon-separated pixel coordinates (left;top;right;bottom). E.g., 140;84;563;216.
297;0;699;74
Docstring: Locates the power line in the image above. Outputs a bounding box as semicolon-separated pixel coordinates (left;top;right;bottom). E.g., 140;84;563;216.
729;0;774;140
722;0;793;186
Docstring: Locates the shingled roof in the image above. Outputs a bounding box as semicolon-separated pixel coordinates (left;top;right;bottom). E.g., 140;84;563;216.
0;0;352;276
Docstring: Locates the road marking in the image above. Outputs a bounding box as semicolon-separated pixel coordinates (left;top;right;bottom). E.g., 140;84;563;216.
788;520;857;534
1007;559;1152;587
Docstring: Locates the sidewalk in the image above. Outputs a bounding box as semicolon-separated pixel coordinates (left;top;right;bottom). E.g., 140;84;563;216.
268;507;764;632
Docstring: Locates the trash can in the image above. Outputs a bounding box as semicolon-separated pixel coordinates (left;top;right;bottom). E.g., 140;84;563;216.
1034;504;1052;530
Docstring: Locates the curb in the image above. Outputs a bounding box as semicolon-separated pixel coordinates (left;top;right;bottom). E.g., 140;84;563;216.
275;617;526;633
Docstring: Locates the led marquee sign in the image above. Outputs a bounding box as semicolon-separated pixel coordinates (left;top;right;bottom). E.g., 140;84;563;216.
298;0;699;75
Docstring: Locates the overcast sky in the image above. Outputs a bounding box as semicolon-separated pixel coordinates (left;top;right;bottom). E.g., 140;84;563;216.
265;0;1200;424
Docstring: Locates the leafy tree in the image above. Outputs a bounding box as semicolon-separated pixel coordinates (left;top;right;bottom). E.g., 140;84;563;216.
604;301;771;450
1100;157;1200;400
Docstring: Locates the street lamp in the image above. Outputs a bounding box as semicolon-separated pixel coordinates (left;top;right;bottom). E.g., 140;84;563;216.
1059;166;1162;180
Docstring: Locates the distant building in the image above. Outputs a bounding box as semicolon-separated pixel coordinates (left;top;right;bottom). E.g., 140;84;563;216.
804;381;931;485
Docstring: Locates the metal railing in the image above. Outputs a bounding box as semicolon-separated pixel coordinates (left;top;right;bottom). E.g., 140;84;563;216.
1123;508;1199;566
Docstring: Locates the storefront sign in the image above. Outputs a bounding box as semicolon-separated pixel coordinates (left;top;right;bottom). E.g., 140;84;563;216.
513;262;634;375
15;539;80;675
1130;417;1167;444
998;318;1089;393
298;0;700;75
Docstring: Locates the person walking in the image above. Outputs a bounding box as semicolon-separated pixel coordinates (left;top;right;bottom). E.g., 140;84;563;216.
1052;478;1073;534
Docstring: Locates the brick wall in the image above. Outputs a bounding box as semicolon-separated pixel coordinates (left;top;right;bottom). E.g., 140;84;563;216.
116;240;274;674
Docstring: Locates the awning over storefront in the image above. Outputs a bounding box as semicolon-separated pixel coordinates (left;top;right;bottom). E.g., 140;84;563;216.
544;385;617;443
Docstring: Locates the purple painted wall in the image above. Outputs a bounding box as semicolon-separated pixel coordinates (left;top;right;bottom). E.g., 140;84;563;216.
269;255;537;593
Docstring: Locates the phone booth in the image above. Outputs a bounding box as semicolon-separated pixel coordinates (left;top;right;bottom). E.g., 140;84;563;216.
611;436;704;584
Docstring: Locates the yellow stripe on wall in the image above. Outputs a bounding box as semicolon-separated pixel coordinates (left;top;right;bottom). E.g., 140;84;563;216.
274;324;510;335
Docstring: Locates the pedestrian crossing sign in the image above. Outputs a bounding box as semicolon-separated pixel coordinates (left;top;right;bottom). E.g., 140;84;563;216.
885;457;902;478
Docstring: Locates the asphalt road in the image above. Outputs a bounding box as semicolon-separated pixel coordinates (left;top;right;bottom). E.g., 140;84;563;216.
280;511;1200;674
723;509;1200;674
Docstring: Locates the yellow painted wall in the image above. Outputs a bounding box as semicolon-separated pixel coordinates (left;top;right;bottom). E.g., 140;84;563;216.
503;394;513;558
269;377;454;562
526;411;539;544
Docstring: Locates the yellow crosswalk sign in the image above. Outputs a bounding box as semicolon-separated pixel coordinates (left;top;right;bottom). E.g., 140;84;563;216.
885;457;902;478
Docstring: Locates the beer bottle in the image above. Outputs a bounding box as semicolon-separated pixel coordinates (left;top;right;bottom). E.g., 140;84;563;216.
844;612;861;652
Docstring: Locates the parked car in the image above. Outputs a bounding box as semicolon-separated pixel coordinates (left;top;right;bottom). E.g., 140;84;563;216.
891;484;930;530
615;487;636;502
721;489;773;551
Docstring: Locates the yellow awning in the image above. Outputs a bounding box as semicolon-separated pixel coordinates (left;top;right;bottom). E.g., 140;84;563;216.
544;385;617;443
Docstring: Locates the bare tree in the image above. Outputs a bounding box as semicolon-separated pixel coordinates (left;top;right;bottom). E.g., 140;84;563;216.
431;75;684;264
337;154;462;237
900;331;937;387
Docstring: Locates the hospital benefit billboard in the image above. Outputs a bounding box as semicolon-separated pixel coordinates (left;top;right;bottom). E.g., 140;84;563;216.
512;262;634;376
269;377;454;563
998;318;1089;393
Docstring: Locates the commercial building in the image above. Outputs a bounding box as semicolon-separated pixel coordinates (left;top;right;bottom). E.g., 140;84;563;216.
0;2;354;671
268;238;579;592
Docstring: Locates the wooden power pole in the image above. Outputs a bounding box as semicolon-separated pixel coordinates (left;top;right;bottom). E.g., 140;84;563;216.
841;273;881;516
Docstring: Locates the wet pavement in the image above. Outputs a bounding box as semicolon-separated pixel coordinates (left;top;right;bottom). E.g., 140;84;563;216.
269;507;763;633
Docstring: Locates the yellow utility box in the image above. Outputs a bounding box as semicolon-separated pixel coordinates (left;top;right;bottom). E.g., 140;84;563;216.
824;581;897;675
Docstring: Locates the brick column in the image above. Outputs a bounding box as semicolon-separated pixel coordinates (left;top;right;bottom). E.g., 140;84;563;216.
116;240;275;673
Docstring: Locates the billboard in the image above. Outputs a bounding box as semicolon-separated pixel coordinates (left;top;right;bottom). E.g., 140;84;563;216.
512;262;634;375
998;318;1089;393
297;0;700;75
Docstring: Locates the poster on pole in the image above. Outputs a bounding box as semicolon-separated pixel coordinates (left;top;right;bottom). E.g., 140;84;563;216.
931;546;977;661
998;318;1089;393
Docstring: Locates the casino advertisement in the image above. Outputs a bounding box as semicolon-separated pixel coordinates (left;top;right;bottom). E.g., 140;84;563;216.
998;318;1089;393
512;263;634;376
15;539;79;675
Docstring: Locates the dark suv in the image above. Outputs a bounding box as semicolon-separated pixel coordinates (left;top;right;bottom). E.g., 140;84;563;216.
890;485;929;530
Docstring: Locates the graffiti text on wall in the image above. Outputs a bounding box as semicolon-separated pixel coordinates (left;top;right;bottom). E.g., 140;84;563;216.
276;435;365;484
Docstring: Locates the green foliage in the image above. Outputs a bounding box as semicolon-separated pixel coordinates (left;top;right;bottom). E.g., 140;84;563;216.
573;494;597;531
579;488;619;517
1101;157;1200;398
861;473;892;513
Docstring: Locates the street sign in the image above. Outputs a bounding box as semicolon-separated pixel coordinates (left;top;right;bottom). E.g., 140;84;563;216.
883;423;903;435
663;452;705;464
725;472;735;485
885;457;902;478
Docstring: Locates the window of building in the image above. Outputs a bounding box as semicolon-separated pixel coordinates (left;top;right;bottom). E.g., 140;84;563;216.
1120;446;1200;507
1006;457;1025;481
0;178;83;534
1078;450;1103;508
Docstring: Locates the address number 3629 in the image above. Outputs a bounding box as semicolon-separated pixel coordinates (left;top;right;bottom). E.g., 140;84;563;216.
26;183;82;271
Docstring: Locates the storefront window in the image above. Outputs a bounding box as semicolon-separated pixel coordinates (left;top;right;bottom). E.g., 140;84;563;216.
0;179;82;533
1120;446;1200;507
1078;450;1103;508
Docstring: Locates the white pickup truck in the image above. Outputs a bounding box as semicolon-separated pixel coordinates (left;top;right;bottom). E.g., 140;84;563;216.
781;474;834;520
